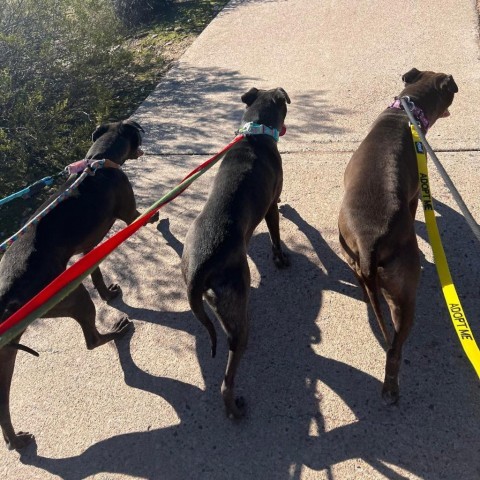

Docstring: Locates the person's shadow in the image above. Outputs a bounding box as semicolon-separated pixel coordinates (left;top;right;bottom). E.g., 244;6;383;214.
18;204;480;479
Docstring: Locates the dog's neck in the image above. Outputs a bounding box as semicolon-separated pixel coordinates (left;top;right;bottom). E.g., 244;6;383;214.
237;122;285;141
388;98;429;132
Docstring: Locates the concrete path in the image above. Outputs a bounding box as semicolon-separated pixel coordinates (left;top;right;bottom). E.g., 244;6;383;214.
4;1;480;479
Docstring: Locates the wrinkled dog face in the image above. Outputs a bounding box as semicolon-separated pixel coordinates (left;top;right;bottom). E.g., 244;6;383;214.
400;68;458;124
241;87;291;132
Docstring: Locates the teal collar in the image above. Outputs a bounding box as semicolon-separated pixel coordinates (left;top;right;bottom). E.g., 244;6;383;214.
237;122;280;141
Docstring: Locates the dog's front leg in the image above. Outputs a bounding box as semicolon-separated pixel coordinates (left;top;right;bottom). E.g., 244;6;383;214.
0;343;35;450
265;203;290;268
90;266;121;302
120;208;159;226
114;175;159;226
47;284;131;349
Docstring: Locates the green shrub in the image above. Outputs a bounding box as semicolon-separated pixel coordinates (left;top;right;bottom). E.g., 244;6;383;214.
0;0;136;235
0;0;227;239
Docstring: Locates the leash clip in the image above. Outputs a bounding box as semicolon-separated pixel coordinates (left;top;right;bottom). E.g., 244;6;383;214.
65;158;106;176
400;95;415;112
86;159;106;176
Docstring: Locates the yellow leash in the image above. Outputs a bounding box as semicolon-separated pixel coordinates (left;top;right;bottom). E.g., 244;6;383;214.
411;124;480;378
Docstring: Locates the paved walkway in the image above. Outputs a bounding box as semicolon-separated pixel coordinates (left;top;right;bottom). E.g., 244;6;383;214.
4;1;480;479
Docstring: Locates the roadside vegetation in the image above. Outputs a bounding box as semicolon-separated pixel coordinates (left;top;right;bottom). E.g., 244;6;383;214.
0;0;228;237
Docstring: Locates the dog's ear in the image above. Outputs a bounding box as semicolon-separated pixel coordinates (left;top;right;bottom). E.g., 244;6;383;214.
402;68;422;84
120;121;144;148
439;74;458;93
273;87;291;105
92;124;109;142
241;87;259;106
123;119;145;134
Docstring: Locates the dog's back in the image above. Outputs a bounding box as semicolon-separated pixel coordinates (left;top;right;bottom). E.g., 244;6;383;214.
183;137;282;277
339;108;419;278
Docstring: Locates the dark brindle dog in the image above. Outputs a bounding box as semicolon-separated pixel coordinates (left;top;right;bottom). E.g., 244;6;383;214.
182;87;291;418
0;119;156;450
338;68;458;404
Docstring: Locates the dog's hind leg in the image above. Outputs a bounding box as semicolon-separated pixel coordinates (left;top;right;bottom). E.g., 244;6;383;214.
0;340;35;450
221;318;249;419
206;263;250;419
265;203;289;268
90;266;121;302
338;233;369;303
47;284;131;349
378;239;420;404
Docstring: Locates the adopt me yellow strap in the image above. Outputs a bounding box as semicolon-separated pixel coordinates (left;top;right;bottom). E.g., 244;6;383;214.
411;123;480;378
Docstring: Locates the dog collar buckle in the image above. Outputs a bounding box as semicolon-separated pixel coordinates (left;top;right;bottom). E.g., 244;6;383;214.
237;122;280;141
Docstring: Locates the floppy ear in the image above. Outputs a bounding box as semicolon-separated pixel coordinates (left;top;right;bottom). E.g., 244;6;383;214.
241;87;259;106
273;87;291;105
402;68;422;84
91;124;109;142
439;74;458;93
123;119;145;134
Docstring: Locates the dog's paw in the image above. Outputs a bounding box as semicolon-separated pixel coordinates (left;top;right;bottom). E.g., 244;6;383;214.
112;317;132;336
148;211;160;224
273;250;290;269
6;432;35;451
227;396;246;420
381;385;400;406
102;283;122;302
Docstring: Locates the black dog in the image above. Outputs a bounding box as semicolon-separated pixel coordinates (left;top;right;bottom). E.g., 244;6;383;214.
338;69;458;404
0;119;156;450
181;88;291;418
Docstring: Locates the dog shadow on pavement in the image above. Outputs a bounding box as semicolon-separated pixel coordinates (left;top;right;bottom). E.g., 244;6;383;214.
18;205;479;479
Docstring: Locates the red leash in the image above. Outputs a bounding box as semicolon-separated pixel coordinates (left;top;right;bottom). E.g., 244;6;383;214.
0;134;245;343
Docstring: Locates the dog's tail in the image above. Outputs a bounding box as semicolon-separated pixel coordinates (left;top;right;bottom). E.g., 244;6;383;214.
186;273;217;358
0;301;39;356
359;246;391;347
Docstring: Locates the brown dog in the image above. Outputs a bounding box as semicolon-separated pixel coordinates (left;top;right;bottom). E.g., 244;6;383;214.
338;68;458;404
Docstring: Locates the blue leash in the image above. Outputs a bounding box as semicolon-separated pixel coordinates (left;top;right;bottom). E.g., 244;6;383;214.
0;160;108;253
0;172;65;207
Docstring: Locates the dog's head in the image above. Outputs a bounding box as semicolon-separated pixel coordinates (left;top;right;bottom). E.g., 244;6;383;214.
241;87;291;135
86;120;145;165
400;68;458;127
